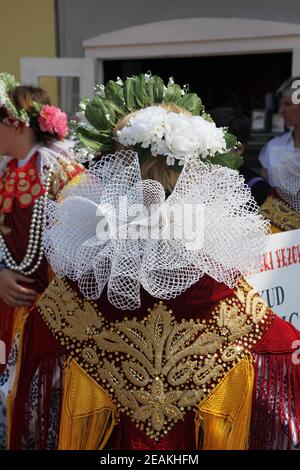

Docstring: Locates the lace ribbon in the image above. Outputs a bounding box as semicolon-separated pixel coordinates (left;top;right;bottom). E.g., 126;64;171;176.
43;150;269;310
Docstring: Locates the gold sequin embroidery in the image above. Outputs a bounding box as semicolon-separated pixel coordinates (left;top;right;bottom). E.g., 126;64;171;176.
37;277;274;440
260;195;300;231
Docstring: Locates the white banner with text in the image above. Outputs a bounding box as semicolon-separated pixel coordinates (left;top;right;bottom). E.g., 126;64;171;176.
247;228;300;330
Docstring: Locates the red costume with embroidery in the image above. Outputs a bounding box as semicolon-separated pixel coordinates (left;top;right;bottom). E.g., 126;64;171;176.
0;152;83;362
0;149;84;449
8;275;300;450
0;154;45;213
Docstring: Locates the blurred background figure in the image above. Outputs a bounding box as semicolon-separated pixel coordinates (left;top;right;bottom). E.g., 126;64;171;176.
259;76;300;186
210;105;300;231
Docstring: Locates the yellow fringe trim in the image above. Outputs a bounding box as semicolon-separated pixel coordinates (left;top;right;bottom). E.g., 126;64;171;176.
270;224;281;234
58;359;117;450
195;357;254;450
6;290;45;449
6;305;30;449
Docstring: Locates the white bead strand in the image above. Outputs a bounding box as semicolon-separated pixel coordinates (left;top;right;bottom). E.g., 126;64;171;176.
0;166;53;275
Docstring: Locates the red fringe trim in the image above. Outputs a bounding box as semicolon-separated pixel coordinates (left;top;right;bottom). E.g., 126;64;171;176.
250;352;300;449
9;308;65;449
9;353;64;449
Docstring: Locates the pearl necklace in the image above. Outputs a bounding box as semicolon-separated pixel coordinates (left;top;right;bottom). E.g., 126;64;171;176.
0;166;53;275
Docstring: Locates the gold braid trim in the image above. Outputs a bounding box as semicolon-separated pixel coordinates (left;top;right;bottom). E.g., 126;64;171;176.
37;277;274;441
48;159;84;200
260;195;300;231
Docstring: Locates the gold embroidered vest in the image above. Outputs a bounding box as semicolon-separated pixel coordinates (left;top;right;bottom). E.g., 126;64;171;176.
37;276;274;447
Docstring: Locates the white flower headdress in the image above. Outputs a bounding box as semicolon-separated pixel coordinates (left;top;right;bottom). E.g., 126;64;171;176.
71;73;241;170
116;105;227;166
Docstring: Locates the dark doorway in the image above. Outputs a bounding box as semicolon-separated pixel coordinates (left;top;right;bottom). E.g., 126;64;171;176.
104;52;291;116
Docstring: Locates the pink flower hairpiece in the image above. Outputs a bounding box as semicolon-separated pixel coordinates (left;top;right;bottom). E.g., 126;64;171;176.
38;104;68;140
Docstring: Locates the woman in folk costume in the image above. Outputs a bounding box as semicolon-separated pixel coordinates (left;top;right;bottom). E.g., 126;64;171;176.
209;106;300;233
9;74;300;450
0;73;84;448
257;78;300;232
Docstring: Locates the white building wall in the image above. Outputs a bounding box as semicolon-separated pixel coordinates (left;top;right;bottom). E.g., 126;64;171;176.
56;0;300;58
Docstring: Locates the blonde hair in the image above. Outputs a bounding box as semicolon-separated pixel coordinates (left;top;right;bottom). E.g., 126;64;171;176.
114;103;191;192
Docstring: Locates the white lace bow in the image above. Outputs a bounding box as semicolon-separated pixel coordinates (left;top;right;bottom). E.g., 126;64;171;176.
43;150;269;310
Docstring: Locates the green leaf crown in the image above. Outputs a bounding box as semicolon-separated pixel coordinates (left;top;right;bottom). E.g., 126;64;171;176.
0;72;30;127
72;73;242;170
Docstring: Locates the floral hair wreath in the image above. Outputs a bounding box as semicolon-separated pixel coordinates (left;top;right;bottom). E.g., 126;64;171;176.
0;72;68;140
72;73;242;170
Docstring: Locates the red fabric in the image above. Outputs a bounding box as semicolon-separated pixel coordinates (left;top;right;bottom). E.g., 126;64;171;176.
0;153;85;293
9;306;65;449
250;315;300;449
0;160;53;371
0;300;15;372
0;155;85;448
0;153;45;213
81;274;234;324
54;161;83;195
0;190;47;367
250;352;300;449
90;276;234;450
3;198;49;293
107;411;196;450
9;274;300;450
106;289;300;450
9;275;233;450
253;314;300;354
1;155;52;294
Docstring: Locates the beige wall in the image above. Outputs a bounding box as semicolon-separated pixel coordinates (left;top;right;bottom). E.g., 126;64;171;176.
0;0;58;104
